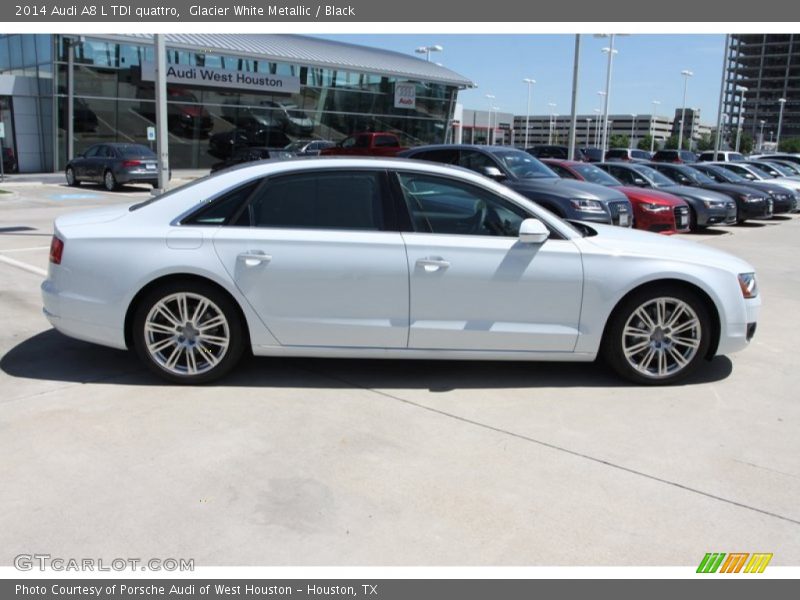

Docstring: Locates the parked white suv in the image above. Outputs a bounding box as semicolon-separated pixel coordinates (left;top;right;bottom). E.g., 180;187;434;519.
698;151;745;162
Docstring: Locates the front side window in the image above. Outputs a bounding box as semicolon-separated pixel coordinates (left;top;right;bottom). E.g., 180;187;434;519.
458;150;499;173
375;135;398;147
397;172;528;237
249;171;384;231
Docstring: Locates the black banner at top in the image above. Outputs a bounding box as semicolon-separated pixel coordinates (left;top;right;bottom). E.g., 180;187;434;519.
3;0;800;22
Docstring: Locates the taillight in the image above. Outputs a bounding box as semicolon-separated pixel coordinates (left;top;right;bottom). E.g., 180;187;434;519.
121;160;142;167
49;236;64;265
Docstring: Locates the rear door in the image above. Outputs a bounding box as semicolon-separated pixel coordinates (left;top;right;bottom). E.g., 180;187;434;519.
213;169;409;348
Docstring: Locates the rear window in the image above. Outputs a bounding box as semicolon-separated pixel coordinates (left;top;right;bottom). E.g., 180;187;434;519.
117;144;156;158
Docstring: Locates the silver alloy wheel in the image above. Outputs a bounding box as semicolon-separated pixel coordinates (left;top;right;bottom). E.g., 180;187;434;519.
143;292;230;377
66;168;75;185
104;171;115;190
621;297;702;379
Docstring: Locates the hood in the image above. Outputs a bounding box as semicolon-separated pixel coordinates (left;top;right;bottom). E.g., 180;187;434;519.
696;182;766;199
615;186;686;206
55;205;131;230
661;184;733;204
514;177;628;202
581;222;754;273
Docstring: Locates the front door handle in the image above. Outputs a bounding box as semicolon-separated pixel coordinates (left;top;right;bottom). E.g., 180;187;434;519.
416;257;450;272
237;251;272;266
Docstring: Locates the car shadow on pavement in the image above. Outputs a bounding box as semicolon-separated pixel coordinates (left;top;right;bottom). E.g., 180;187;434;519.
1;329;734;390
58;183;154;194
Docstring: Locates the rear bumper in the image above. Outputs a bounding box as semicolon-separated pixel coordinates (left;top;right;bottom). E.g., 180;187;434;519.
114;169;158;185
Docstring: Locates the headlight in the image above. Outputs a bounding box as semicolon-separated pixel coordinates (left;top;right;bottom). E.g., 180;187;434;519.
738;273;758;299
739;194;763;203
569;199;605;212
641;202;671;212
702;199;726;208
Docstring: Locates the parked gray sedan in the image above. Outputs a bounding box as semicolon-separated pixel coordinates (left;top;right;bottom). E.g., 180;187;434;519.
66;143;160;191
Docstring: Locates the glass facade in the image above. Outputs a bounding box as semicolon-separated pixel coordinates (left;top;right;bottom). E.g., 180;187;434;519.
0;34;54;172
47;35;459;170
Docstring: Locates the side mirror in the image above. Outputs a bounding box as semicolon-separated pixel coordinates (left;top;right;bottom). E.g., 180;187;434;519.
481;166;505;181
518;218;550;244
633;178;647;186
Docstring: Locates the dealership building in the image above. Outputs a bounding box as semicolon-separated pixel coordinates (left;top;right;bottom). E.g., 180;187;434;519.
0;34;473;172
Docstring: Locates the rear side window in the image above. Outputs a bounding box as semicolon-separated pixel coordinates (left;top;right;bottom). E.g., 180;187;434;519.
249;171;384;231
409;149;459;164
375;135;399;147
183;180;260;226
606;150;626;158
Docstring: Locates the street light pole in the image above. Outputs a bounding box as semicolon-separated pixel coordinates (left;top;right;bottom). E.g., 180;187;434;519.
586;118;591;146
523;78;536;148
734;86;748;153
485;94;495;145
599;38;617;161
678;69;693;151
714;34;730;158
650;100;660;153
776;97;787;150
594;108;601;143
629;114;636;149
547;103;557;144
759;119;766;151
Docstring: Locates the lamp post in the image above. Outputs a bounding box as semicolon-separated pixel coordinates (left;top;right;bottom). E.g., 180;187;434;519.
650;100;661;153
606;120;613;151
759;119;766;151
599;42;618;161
776;97;787;150
677;69;693;151
734;86;748;153
586;118;592;146
523;78;536;149
415;45;443;62
594;108;601;143
485;94;495;145
629;114;637;149
548;102;556;144
492;105;500;144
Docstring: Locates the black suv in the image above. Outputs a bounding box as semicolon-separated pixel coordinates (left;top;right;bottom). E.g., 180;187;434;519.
652;149;698;163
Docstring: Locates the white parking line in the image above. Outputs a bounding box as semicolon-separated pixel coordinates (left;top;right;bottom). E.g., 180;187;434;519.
0;254;48;277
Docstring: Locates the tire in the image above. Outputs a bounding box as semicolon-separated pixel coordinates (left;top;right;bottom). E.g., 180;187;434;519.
602;285;712;385
132;280;245;384
66;167;80;186
103;169;118;191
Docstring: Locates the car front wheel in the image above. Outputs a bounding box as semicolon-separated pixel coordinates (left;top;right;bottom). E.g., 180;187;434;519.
132;281;245;384
66;167;80;186
103;170;118;191
603;286;712;385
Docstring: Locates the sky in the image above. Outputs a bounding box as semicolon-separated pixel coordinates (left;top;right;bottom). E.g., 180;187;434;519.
321;34;727;124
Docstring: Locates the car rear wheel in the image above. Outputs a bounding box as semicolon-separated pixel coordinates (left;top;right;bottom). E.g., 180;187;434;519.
603;286;712;385
66;167;80;186
132;281;245;384
103;170;118;191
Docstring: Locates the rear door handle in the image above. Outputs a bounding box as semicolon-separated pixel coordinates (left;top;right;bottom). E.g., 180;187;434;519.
416;257;450;272
237;251;272;266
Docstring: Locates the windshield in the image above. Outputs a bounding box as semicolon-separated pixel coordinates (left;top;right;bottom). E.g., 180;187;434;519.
636;165;676;187
743;164;773;179
495;150;558;179
573;164;621;186
680;167;715;185
761;162;794;176
704;166;745;183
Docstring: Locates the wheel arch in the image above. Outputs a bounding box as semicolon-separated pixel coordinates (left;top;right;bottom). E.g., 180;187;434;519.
600;278;721;360
124;273;252;352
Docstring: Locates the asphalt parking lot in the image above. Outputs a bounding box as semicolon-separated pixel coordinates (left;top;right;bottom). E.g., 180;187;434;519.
0;179;798;567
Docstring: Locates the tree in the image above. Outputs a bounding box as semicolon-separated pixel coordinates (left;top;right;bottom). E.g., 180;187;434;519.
664;134;691;150
637;135;654;151
779;137;800;153
740;133;754;154
608;134;629;149
696;133;714;152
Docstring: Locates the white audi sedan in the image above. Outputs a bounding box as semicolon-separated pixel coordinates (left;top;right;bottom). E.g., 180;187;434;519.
42;158;760;385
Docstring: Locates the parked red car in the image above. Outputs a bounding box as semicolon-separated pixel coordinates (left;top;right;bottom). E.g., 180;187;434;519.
542;159;691;234
320;132;408;157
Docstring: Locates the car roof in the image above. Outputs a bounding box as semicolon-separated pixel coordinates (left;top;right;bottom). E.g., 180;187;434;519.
403;144;519;155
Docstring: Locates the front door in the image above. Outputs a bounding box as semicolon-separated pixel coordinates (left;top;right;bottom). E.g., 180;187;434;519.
396;171;584;352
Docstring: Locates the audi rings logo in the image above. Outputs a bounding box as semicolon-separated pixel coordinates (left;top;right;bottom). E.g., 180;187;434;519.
395;83;417;109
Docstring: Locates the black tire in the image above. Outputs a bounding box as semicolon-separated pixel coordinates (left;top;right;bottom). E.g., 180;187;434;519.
132;280;245;384
601;285;712;385
103;169;118;191
65;167;80;186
